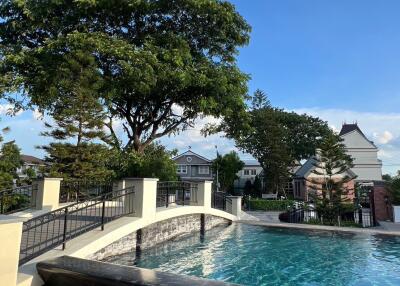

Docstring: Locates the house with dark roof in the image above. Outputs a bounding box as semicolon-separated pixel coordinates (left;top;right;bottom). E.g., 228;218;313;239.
339;123;382;182
17;154;46;179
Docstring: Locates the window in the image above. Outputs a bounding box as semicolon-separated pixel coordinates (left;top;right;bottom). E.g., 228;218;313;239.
177;165;187;174
294;181;301;197
244;169;256;176
198;166;209;175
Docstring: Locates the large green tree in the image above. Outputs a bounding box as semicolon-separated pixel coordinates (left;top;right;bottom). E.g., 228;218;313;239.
220;90;333;194
212;151;244;193
0;0;250;153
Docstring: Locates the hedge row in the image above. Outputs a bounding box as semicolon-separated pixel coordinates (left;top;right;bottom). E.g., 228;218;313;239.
246;199;295;211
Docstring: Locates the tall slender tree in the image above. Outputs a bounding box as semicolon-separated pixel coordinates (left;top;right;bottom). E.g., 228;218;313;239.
40;50;114;181
309;134;356;223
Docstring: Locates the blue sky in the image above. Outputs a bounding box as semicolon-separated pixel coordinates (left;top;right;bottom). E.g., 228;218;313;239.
2;0;400;174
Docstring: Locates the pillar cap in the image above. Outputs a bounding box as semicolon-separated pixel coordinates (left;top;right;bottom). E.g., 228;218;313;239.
37;177;64;181
122;177;159;182
0;215;25;224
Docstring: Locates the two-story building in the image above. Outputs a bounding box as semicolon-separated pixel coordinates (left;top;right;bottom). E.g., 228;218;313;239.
293;123;383;201
172;150;213;182
233;160;263;189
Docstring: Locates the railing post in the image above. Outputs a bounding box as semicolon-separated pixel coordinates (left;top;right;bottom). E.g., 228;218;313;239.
0;216;24;286
226;196;242;217
120;178;158;222
101;197;106;231
192;181;212;209
35;178;63;211
166;186;169;208
62;208;68;250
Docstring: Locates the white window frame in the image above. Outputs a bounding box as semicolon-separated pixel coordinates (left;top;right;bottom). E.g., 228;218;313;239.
177;165;187;174
251;169;257;175
198;166;210;175
244;169;250;176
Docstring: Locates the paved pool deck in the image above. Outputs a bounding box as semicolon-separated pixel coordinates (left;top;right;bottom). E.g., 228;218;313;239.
239;211;400;236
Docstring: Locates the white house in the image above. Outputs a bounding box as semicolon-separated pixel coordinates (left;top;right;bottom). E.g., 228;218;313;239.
234;160;263;189
339;124;382;182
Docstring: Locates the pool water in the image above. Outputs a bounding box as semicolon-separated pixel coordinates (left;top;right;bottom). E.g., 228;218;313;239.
103;224;400;286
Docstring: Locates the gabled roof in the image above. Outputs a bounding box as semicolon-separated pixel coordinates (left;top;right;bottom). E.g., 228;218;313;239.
339;123;377;148
21;154;46;165
172;150;211;163
339;124;364;136
243;160;260;166
294;156;357;179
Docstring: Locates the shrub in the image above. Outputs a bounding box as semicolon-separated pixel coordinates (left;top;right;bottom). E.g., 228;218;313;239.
247;199;295;211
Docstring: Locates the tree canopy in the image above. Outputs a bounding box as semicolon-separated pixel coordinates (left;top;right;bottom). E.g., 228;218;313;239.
220;90;334;193
0;0;251;153
212;151;244;193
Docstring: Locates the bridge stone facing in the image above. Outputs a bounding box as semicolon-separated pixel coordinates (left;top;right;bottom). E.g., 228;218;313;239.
13;178;241;286
89;214;230;261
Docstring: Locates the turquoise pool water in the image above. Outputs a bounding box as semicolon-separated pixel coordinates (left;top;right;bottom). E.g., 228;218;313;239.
104;224;400;286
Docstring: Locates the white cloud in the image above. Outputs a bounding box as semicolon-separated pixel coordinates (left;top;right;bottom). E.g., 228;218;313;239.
373;131;393;144
32;109;43;120
0;104;23;116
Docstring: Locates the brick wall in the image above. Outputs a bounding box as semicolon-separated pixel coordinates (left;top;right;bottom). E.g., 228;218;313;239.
372;184;393;222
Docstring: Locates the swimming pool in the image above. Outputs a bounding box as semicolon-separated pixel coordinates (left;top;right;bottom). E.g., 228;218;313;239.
103;223;400;286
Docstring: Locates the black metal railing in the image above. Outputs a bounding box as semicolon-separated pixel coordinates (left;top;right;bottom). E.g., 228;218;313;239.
19;186;135;265
0;184;38;214
156;181;197;208
59;180;113;203
282;207;374;228
212;191;227;211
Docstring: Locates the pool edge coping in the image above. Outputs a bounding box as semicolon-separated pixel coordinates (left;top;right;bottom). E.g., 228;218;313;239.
237;220;400;236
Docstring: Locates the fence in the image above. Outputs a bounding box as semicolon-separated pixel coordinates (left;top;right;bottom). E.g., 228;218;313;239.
59;180;113;203
212;191;229;211
19;186;135;265
283;207;374;228
0;184;38;214
156;181;197;208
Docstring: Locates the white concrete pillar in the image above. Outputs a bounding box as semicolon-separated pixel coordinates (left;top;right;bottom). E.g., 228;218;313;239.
35;178;63;211
121;178;158;221
194;181;213;209
0;216;24;286
226;196;242;217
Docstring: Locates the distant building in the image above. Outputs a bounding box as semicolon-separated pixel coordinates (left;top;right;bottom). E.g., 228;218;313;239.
172;150;213;182
293;156;356;201
17;155;46;179
234;160;262;189
339;123;382;182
